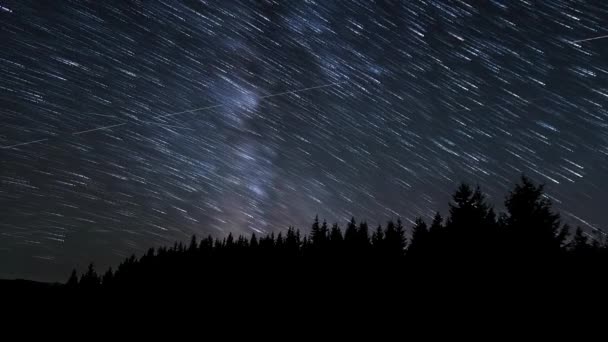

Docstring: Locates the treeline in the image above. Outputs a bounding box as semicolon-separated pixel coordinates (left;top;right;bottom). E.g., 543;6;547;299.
67;176;608;291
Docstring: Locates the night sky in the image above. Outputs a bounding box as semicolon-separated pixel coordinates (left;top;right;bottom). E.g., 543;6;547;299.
1;1;608;282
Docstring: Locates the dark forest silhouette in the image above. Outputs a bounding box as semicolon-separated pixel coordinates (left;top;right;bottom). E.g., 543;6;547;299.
62;176;608;294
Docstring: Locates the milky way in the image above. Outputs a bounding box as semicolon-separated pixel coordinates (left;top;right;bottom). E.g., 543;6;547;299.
1;1;608;281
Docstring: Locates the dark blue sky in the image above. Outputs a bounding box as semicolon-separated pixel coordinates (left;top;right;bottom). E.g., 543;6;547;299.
1;0;607;281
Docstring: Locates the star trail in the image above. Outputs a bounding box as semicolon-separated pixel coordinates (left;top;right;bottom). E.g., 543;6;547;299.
1;1;608;281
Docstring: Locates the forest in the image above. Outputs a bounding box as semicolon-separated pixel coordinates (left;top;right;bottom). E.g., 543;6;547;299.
63;176;608;295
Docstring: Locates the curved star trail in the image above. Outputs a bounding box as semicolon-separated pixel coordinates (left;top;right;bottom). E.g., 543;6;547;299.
1;1;608;281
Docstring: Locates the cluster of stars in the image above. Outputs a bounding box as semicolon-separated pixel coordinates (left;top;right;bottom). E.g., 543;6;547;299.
1;0;607;281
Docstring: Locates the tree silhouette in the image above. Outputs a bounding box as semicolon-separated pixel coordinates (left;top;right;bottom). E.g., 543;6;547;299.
79;263;100;290
250;233;259;249
356;221;370;253
329;223;344;258
310;215;321;243
430;212;443;233
58;175;607;293
102;267;114;287
344;217;357;242
285;227;301;257
66;269;79;288
504;176;568;258
571;227;592;257
329;223;343;244
320;220;330;248
383;219;406;258
408;217;429;257
371;224;384;251
188;235;198;253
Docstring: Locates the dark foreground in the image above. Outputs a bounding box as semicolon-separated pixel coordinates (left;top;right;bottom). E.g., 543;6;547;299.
4;177;608;311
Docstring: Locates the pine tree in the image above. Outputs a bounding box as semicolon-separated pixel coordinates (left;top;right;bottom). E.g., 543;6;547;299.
250;233;258;249
310;215;322;247
395;218;407;252
445;183;495;257
66;269;79;288
276;232;285;249
285;227;301;256
384;219;406;257
448;184;491;231
572;227;590;255
343;217;358;256
145;247;155;259
357;221;369;245
226;233;235;248
409;217;429;257
188;235;198;253
80;263;100;289
102;267;114;286
504;176;566;256
371;224;384;249
344;217;357;244
320;220;329;244
430;212;443;233
330;223;343;243
237;235;248;248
